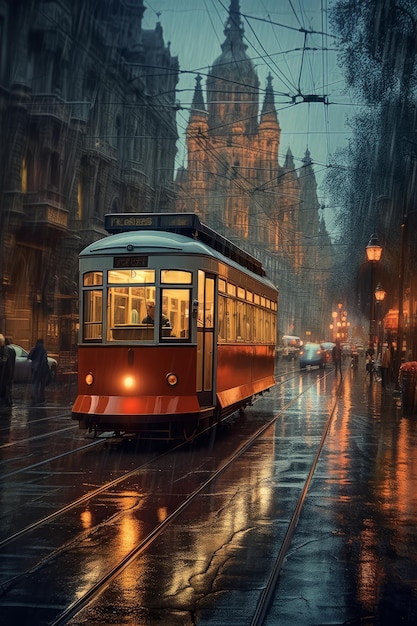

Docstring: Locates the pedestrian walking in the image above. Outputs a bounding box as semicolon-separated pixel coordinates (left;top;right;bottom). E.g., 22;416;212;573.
28;338;49;404
380;344;392;389
0;334;14;406
332;341;342;377
4;338;15;404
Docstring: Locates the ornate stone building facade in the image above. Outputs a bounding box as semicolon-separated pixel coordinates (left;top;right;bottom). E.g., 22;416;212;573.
0;0;178;363
176;0;334;340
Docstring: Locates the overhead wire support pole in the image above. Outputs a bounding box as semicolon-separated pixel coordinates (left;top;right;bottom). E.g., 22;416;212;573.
395;215;407;390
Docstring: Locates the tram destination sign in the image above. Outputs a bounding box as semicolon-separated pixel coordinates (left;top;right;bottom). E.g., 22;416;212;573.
114;256;148;268
105;212;199;234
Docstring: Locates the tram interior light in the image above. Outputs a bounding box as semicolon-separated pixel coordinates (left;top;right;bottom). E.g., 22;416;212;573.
85;373;94;386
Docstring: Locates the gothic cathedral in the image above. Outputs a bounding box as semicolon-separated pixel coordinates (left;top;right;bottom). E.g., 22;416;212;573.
176;0;334;341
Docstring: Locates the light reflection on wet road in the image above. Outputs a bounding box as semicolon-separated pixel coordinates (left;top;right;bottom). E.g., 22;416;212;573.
0;363;417;625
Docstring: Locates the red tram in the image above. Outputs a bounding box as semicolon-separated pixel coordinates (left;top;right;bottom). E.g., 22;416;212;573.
71;213;278;440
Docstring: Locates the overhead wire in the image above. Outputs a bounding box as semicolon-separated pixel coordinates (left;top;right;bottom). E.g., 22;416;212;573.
39;0;349;245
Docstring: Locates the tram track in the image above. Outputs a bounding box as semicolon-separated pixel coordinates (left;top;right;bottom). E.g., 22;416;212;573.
0;423;78;453
0;366;340;625
49;389;308;626
250;370;344;625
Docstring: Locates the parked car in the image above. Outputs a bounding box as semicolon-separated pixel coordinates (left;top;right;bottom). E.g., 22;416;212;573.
299;343;326;369
10;344;58;383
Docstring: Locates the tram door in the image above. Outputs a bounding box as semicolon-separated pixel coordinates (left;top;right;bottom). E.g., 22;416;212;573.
196;271;215;407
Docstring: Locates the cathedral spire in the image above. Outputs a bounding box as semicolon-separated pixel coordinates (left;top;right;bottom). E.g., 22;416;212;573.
191;74;206;115
259;73;280;131
302;147;312;165
261;74;275;115
207;0;259;135
284;147;295;170
222;0;247;58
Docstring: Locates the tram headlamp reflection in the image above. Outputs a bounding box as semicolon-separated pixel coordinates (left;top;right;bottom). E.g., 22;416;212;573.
85;373;94;386
166;372;178;386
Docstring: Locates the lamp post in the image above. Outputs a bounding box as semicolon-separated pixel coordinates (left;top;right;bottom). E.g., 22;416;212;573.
375;283;386;353
331;311;338;341
365;234;383;347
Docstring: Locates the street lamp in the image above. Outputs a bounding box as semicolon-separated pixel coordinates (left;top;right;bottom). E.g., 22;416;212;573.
375;283;386;351
366;234;383;346
375;283;386;303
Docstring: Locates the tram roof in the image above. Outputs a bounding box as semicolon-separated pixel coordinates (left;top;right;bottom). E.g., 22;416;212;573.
103;212;265;277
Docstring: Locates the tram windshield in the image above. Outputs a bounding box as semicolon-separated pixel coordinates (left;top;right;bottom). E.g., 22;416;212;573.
81;269;192;342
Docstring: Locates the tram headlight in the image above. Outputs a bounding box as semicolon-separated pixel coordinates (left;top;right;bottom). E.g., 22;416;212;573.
166;372;178;386
123;375;135;389
85;373;94;386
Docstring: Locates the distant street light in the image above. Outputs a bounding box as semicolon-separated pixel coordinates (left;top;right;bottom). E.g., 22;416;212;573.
366;234;383;346
374;283;386;303
375;283;386;350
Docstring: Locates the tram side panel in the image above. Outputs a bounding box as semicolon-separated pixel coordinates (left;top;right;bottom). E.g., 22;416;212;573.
216;343;276;410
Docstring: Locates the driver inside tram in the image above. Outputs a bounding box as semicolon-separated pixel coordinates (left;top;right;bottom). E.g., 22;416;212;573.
142;301;171;328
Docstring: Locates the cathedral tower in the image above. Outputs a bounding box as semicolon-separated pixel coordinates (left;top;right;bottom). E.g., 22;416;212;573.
176;0;330;339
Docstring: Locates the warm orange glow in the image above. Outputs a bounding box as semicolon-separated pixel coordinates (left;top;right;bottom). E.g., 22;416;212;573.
80;509;93;529
166;373;178;386
123;375;135;389
366;234;382;262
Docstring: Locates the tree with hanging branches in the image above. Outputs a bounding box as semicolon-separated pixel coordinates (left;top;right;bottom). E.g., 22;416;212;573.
325;0;417;323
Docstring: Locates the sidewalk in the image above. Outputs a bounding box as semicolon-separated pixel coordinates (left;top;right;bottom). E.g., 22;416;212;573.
267;361;417;625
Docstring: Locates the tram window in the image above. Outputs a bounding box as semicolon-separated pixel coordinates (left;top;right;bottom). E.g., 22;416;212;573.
197;272;214;328
161;288;190;339
198;270;205;327
226;298;236;341
107;286;156;341
237;300;245;340
83;271;102;286
247;290;253;302
265;313;270;343
218;278;226;293
227;283;236;297
108;269;155;284
237;287;245;300
246;303;254;341
271;313;277;342
161;270;192;284
205;276;214;328
83;289;102;341
257;308;265;342
218;295;226;341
